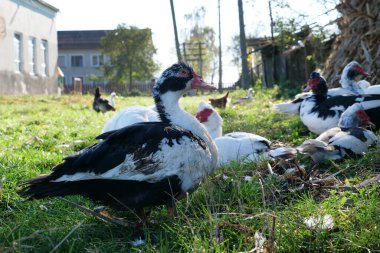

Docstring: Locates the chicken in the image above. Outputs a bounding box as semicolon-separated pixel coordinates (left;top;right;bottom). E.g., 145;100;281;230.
209;91;230;108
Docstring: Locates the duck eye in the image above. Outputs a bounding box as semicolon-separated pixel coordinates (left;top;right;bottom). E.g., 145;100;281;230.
178;68;189;77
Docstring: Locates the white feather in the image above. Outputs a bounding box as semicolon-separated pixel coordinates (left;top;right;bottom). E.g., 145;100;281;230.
363;84;380;94
108;92;116;107
272;102;302;115
102;105;159;133
299;100;345;134
273;88;356;115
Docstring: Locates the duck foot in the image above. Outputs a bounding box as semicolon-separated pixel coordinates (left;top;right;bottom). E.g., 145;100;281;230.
130;222;146;247
130;208;149;246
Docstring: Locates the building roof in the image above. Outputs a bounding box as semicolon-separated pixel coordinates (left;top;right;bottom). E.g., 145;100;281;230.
58;30;110;50
9;0;59;18
37;0;59;12
246;37;272;49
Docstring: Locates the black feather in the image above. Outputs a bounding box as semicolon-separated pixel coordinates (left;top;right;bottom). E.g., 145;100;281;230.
39;122;206;179
18;122;208;209
18;176;182;209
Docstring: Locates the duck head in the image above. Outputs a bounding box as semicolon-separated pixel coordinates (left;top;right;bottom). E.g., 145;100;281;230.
195;101;223;139
304;71;328;96
355;110;374;127
345;61;369;81
196;102;214;123
196;102;223;125
153;63;215;97
340;61;370;90
94;87;101;99
338;103;374;129
153;63;216;123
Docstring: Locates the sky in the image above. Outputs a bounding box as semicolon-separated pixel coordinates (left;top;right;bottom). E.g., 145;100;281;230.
47;0;338;84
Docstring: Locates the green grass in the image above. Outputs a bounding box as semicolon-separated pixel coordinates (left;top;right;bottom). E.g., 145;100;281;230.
0;88;379;252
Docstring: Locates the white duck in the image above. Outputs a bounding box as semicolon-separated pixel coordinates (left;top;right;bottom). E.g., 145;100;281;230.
102;105;159;133
108;92;116;108
299;72;380;134
19;63;218;219
297;103;379;163
273;61;372;115
195;102;296;166
233;88;254;104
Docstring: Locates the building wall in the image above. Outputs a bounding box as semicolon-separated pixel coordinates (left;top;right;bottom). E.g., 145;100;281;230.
58;49;108;85
0;0;58;95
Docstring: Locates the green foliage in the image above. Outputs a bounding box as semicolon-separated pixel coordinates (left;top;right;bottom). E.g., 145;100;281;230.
227;35;241;71
101;24;159;90
0;90;379;252
273;18;300;47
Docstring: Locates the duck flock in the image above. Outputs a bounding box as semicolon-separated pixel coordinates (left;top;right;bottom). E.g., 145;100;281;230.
18;61;380;229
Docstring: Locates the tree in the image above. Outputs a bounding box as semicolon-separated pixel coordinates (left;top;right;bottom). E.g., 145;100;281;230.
182;6;217;82
227;35;241;73
238;0;250;89
101;24;159;91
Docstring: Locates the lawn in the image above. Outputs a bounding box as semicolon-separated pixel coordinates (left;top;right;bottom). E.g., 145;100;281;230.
1;87;379;252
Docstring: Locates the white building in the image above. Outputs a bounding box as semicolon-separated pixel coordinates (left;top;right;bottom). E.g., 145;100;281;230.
0;0;59;95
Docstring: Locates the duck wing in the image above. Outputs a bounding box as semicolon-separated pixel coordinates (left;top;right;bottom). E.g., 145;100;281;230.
19;122;210;209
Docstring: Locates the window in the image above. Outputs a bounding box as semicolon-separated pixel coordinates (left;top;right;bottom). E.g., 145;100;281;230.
71;55;83;67
91;54;104;67
28;37;36;75
14;33;23;72
41;40;48;76
58;55;66;67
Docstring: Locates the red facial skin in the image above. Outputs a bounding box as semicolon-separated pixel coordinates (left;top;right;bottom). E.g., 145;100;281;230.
356;110;374;127
304;77;320;92
196;108;213;123
352;65;369;77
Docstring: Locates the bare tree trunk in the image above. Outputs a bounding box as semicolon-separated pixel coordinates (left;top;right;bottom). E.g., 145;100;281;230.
268;0;276;87
128;64;133;92
238;0;250;89
218;0;223;90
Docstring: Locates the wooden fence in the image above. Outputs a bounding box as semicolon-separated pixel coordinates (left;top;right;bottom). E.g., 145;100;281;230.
64;82;237;95
63;82;155;95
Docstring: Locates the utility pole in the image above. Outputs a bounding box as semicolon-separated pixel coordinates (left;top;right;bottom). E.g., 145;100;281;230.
170;0;182;62
183;42;205;76
238;0;250;89
198;42;203;77
268;0;276;87
218;0;223;90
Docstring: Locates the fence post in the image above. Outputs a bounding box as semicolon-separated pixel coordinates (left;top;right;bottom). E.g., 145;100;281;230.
73;78;82;95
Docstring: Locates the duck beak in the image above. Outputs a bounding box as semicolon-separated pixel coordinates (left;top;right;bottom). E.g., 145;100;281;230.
191;73;216;90
303;84;311;92
367;120;376;128
355;66;370;77
360;69;369;77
